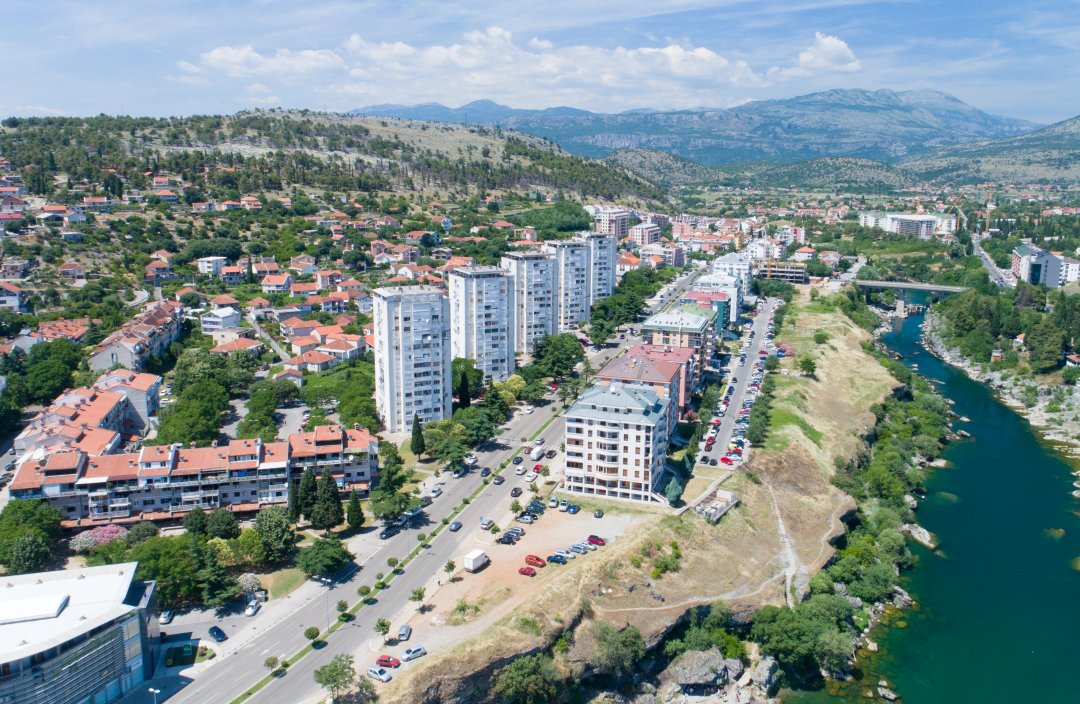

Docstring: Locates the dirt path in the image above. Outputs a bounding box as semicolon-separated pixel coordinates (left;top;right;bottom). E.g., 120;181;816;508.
763;483;799;608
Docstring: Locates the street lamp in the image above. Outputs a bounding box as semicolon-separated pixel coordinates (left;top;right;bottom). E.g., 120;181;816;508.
319;577;333;631
148;688;161;704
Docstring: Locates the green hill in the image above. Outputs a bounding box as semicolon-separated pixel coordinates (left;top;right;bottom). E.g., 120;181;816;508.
902;114;1080;184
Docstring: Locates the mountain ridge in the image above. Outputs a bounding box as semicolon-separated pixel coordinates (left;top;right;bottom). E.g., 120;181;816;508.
352;88;1040;166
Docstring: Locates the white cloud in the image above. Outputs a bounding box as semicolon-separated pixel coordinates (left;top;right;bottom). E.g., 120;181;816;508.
185;45;347;78
768;32;861;79
240;82;280;105
336;26;768;110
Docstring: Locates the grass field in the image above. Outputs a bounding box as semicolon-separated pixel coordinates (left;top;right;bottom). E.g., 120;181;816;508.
263;567;306;599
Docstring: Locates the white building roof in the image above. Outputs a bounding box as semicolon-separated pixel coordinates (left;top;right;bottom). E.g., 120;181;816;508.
0;562;140;664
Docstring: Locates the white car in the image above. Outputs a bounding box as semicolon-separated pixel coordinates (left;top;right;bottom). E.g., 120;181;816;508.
524;472;538;482
558;499;569;512
464;455;478;465
555;549;576;560
244;601;260;617
523;406;535;414
367;666;392;683
157;610;174;625
533;437;544;446
515;466;527;476
403;646;427;661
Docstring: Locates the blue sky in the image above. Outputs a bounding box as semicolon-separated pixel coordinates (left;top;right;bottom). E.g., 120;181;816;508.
3;0;1078;123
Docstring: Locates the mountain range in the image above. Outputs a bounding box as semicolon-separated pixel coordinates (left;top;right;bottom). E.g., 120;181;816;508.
353;89;1039;166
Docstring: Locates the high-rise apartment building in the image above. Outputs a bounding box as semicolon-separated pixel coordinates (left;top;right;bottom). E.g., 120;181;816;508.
544;240;590;331
501;251;557;355
581;232;617;309
448;266;515;382
374;286;452;433
563;383;670;504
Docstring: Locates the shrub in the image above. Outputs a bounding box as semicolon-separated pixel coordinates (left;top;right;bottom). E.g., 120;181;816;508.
70;524;129;553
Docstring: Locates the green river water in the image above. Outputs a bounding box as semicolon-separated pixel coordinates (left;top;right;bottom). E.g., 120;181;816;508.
786;311;1080;704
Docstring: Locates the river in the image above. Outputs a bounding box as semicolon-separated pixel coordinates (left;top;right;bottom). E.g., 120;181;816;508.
787;310;1080;703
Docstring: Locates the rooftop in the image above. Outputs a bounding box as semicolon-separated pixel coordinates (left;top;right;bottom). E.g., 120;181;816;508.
597;355;681;385
0;562;144;664
641;305;716;334
566;383;668;425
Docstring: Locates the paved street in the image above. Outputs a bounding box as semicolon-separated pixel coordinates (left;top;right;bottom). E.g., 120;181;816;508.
124;271;703;704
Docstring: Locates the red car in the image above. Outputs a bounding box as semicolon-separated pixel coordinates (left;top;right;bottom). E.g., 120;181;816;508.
519;566;537;577
712;418;721;427
759;349;767;355
587;535;606;546
525;555;546;567
533;463;543;472
720;457;734;466
730;447;743;455
549;383;559;391
376;655;401;668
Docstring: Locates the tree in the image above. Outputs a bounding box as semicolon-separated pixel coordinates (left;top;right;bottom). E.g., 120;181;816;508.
252;506;295;564
444;560;456;577
191;534;239;607
346;490;364;530
264;655;279;673
8;531;52;574
457;369;472;408
357;584;372;602
304;626;321;642
126;521;160;546
297;468;318;523
591;622;645;678
815;628;854;673
493;653;563;704
207;508;240;540
424;419;470;465
410;413;426;457
237;528;266;566
1064;366;1080;385
410;587;426;609
297;537;354;578
814;330;829;345
799;357;817;377
314;653;356;702
184;506;208;535
239;572;262;594
664;477;683;506
374;617;391;642
764;355;780;371
0;500;62;565
387;556;399;570
310;468;344;531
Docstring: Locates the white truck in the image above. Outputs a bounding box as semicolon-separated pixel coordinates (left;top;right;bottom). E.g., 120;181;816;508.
462;549;490;573
530;446;545;461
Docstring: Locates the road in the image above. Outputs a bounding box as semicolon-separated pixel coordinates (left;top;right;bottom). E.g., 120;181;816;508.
694;299;778;470
133;271;699;704
973;235;1011;287
155;393;570;704
245;314;290;362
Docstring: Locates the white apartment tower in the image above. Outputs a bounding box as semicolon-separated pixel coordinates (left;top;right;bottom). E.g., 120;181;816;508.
448;266;515;382
373;286;452;433
544;240;590;331
501;251;557;355
563;383;670;504
581;232;618;309
594;207;630;238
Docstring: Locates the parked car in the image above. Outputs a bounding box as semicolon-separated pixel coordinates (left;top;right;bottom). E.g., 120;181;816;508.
512;456;524;465
398;624;412;641
379;525;400;540
547;554;567;565
516;514;535;524
244;601;260;617
451;466;466;478
403;646;427;661
506;527;525;537
534;437;545;446
569;544;588;555
523;406;535;414
555;549;576;560
376;655;401;668
208;626;227;642
367;666;392;683
515;465;527;475
480;467;491;477
567;504;581;515
519;566;537;577
464;455;478;465
720;457;734;466
492;475;505;485
497;534;517;545
430;486;442;498
594;509;605;519
548;496;559;508
579;541;597;552
448;521;463;532
587;535;606;546
559;499;569;512
158;611;174;625
510;487;523;497
525;555;546;567
545;449;557;459
524;471;539;482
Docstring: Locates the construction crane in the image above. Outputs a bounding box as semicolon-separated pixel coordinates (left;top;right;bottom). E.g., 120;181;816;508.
934;198;966;238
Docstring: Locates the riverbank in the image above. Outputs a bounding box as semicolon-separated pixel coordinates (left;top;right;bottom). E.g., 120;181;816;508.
922;311;1080;478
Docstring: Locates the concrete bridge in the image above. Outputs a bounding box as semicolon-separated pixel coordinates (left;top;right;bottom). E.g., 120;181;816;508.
853;280;969;294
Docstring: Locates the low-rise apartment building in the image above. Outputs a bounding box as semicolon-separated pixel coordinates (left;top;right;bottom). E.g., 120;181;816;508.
640;304;718;375
89;301;183;372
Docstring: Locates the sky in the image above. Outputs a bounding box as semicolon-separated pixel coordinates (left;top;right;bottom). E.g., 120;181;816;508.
3;0;1079;124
